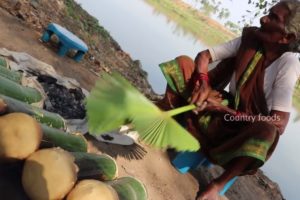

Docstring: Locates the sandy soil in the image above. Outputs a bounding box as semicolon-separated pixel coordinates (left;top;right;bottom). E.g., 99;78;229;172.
0;7;203;200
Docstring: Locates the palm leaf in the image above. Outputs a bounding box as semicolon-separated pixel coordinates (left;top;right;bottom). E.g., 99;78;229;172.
86;72;200;152
86;73;129;133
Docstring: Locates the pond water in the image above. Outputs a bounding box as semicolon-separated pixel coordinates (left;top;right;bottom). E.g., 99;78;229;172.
75;0;205;94
75;0;300;199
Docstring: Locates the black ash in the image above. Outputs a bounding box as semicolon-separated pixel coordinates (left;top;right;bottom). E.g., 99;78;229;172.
37;75;86;119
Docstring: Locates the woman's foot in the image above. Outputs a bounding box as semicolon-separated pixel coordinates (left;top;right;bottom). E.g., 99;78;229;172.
196;182;222;200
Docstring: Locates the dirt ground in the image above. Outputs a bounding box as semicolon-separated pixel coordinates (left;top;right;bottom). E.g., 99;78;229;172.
0;7;203;200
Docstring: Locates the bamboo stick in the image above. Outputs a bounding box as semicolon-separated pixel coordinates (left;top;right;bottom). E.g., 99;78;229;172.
108;177;148;200
41;124;88;152
0;65;22;84
0;95;65;129
72;152;118;181
0;76;42;104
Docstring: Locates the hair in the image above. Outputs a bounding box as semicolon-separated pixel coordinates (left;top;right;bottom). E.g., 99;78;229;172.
280;0;300;52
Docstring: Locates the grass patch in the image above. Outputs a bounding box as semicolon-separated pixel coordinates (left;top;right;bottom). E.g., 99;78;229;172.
65;0;79;20
64;0;110;40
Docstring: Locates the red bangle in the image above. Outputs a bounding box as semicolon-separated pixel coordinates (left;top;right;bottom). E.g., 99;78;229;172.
235;111;241;116
195;73;209;83
235;111;246;116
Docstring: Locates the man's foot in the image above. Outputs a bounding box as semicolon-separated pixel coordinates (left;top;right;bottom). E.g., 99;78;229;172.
196;182;221;200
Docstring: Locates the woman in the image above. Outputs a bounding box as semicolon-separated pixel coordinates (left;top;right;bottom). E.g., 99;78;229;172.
158;1;300;199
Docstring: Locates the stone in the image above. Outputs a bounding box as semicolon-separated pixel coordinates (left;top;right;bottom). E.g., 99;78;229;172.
30;0;39;9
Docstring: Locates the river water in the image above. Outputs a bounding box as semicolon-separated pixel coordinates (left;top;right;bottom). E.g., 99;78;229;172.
75;0;205;94
75;0;300;199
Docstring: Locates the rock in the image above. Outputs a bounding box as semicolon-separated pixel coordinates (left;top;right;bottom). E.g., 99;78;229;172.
193;166;284;200
14;1;22;11
30;0;39;9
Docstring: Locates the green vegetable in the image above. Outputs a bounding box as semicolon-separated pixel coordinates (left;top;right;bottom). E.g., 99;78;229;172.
0;95;65;129
0;76;42;104
72;152;118;181
0;65;22;83
41;124;87;152
108;177;147;200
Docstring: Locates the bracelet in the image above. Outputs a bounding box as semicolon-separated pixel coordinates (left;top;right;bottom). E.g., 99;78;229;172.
195;72;210;83
235;111;241;116
235;111;246;116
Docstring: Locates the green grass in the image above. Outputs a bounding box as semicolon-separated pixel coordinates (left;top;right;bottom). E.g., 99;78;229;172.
144;0;236;46
64;0;110;40
65;0;79;20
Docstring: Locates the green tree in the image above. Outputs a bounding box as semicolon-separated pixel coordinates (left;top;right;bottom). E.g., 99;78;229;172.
198;0;218;17
240;0;277;26
218;8;230;20
198;0;232;20
225;21;241;34
195;0;278;26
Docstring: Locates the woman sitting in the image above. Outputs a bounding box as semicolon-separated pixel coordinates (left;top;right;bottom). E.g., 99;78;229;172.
157;1;300;199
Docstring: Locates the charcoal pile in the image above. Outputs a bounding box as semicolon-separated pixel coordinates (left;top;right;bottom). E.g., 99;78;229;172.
37;74;86;119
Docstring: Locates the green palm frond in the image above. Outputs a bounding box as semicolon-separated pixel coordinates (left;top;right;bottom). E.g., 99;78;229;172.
86;72;200;152
86;73;129;133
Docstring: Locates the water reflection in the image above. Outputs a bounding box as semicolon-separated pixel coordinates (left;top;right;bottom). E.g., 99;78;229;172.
146;1;206;45
76;0;205;94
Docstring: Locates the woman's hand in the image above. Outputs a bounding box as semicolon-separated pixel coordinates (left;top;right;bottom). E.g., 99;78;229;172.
190;49;212;109
190;79;211;110
204;98;236;115
192;90;236;115
207;90;223;103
